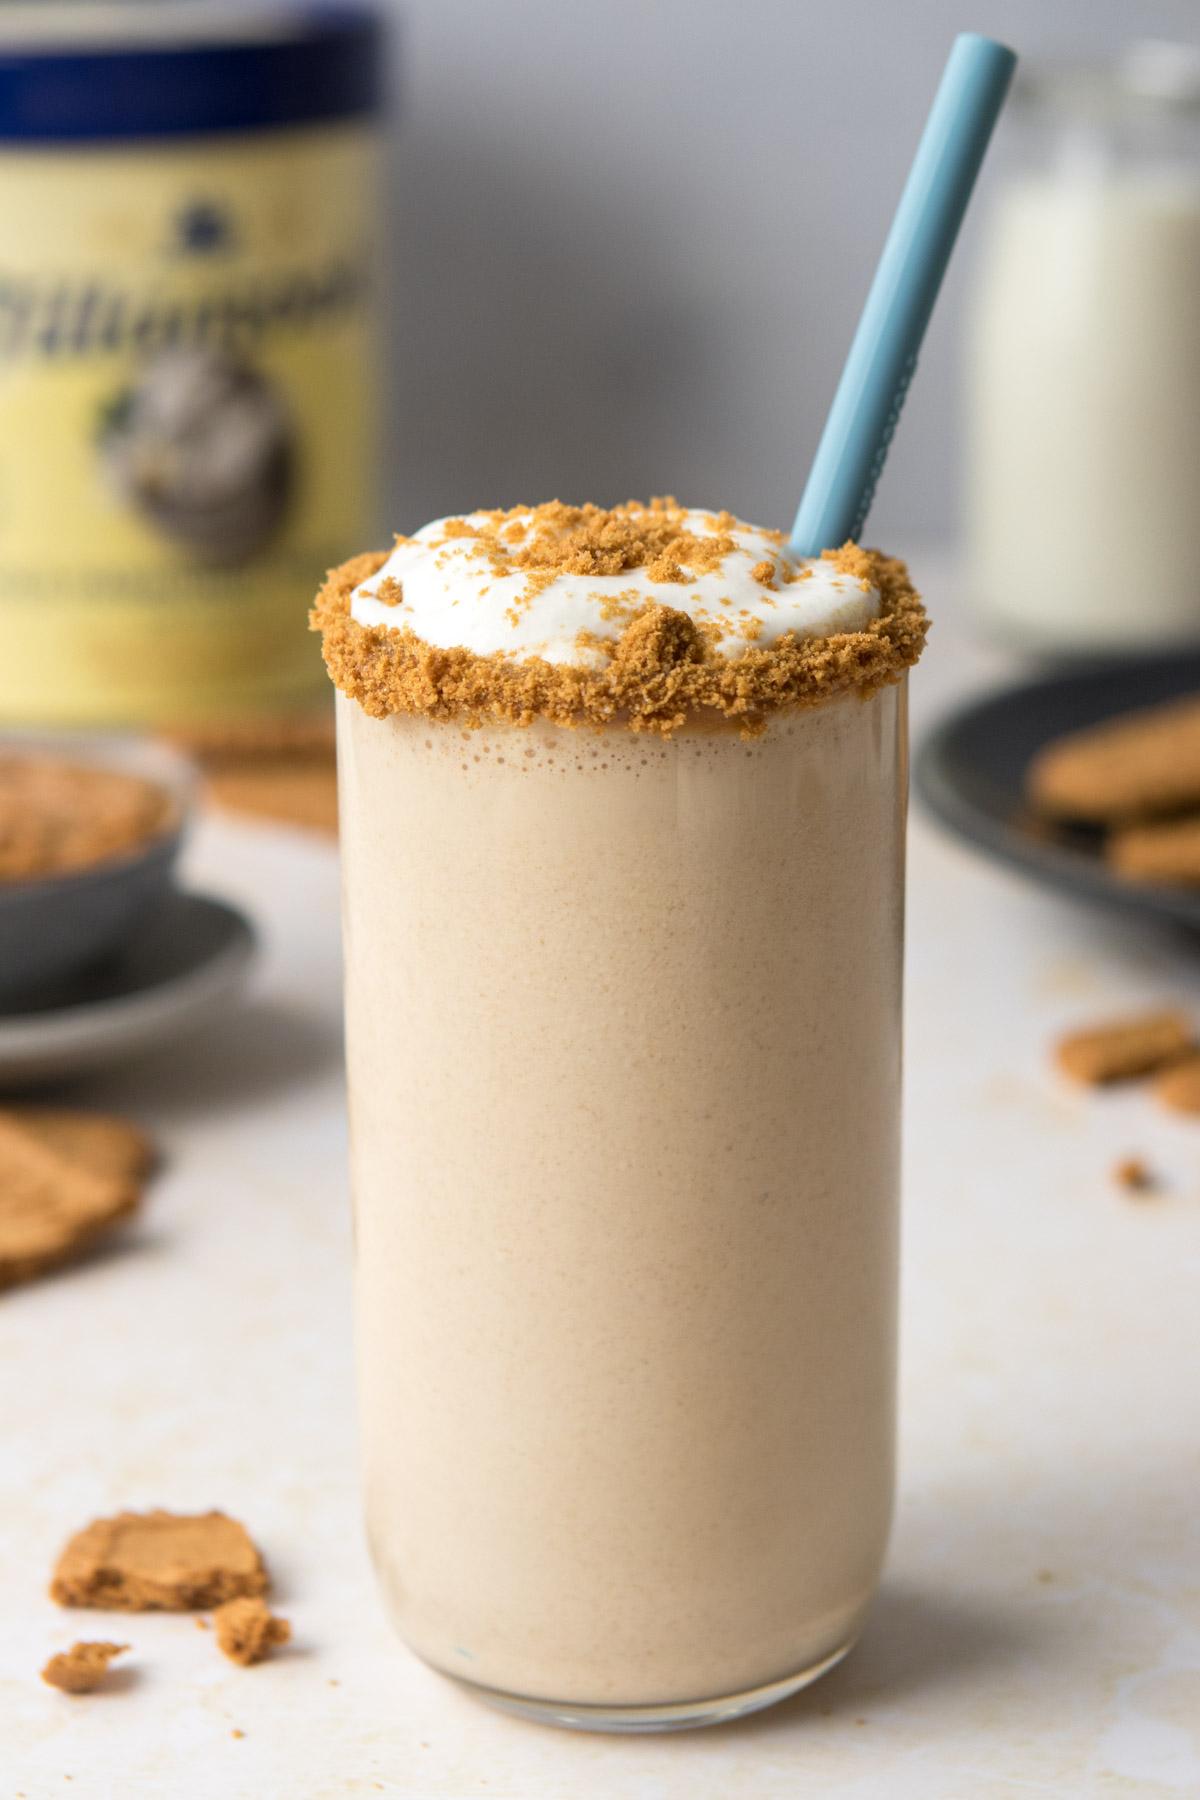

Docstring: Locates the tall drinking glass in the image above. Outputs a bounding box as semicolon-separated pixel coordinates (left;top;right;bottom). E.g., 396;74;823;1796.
318;509;924;1731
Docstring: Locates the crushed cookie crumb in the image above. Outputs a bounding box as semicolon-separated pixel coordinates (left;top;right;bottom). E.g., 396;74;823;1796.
0;757;174;884
213;1596;291;1667
593;587;644;626
312;527;927;737
41;1642;128;1695
1113;1155;1157;1195
750;560;776;587
381;499;804;628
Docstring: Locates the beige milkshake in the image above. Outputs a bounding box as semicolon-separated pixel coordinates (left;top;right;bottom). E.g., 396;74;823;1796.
314;500;927;1729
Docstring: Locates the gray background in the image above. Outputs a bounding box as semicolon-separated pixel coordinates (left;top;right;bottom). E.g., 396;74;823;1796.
379;0;1199;549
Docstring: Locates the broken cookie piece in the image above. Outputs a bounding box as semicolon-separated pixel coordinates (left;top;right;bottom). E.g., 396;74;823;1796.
1155;1054;1200;1116
1107;815;1200;888
5;1109;156;1187
205;761;338;837
1054;1010;1193;1086
0;1117;140;1290
1027;695;1200;824
164;711;334;761
213;1596;292;1667
161;710;338;837
41;1641;129;1694
51;1510;269;1612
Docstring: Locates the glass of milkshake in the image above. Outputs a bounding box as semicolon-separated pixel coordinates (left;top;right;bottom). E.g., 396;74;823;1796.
313;500;927;1730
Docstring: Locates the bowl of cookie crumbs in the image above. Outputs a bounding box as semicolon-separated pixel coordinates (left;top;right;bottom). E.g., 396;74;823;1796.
0;738;194;1004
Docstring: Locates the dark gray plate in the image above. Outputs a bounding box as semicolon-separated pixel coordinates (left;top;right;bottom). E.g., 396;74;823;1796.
0;890;256;1089
915;654;1200;931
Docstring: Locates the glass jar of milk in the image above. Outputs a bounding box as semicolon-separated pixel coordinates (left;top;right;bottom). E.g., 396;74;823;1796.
967;44;1200;653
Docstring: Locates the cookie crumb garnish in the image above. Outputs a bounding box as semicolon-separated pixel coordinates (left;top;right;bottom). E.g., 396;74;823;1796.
312;531;927;738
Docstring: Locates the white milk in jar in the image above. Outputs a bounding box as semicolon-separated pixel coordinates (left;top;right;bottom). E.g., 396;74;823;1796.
967;46;1200;652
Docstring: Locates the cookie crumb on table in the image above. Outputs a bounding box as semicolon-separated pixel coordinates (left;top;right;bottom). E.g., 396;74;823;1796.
51;1511;269;1612
1112;1156;1156;1194
1054;1010;1193;1085
41;1642;128;1694
213;1596;292;1666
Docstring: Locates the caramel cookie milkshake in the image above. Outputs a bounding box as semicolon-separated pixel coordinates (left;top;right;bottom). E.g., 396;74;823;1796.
313;500;926;1729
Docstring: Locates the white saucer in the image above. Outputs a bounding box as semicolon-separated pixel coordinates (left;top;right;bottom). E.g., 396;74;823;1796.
0;890;256;1088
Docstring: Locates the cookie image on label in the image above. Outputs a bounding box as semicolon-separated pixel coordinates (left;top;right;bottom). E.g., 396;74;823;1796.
99;347;293;565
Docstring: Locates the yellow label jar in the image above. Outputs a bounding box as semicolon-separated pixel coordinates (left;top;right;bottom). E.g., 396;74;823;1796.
0;2;385;724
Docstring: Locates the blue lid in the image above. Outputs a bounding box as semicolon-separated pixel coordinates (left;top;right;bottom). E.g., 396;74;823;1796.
0;4;385;141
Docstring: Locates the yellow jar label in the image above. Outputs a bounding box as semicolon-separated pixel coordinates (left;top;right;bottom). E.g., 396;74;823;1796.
0;123;379;724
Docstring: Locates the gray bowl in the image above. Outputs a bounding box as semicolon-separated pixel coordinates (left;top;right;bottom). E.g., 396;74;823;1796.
0;734;197;1008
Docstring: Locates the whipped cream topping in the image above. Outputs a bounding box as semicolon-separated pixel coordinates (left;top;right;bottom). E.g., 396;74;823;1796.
349;505;881;666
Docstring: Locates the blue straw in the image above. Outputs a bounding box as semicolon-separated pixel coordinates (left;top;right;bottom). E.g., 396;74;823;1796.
789;33;1016;557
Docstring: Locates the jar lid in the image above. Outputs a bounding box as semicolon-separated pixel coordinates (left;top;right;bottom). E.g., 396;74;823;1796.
0;2;386;141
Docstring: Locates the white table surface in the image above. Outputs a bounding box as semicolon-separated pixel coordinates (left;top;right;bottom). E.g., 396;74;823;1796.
4;559;1200;1800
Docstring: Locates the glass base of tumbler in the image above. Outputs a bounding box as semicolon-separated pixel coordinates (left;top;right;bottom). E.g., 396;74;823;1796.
450;1636;857;1734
